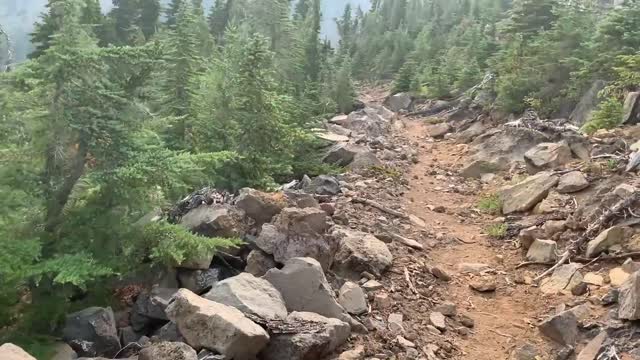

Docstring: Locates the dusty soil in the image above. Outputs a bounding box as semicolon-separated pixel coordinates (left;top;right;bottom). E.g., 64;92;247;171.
401;118;556;359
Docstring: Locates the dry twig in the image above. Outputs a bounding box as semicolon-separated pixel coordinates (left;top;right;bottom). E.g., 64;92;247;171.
404;267;418;294
353;197;408;219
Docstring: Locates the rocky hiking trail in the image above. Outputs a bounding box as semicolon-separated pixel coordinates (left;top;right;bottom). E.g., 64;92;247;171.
29;87;640;360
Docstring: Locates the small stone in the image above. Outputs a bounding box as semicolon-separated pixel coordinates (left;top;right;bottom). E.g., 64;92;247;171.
338;345;365;360
431;266;452;281
469;278;497;292
526;239;557;263
555;346;574;360
388;313;404;334
396;336;416;349
456;263;490;274
426;325;441;335
338;282;368;315
572;282;588;296
511;343;539;360
583;273;604;286
374;293;392;310
586;226;627;258
459;315;475;328
433;301;457;317
362;280;384;291
538;310;578;345
601;289;619;306
429;312;446;331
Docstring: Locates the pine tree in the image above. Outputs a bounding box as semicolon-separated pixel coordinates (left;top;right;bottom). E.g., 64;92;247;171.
333;57;356;113
208;0;232;41
165;0;184;28
139;0;161;39
294;0;310;20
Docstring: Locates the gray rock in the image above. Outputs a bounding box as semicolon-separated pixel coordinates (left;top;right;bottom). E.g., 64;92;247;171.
499;172;559;214
388;313;404;333
177;268;224;294
234;188;285;226
362;279;384;291
283;190;319;208
245;250;276;277
518;226;545;250
264;258;350;323
429;312;446;331
323;143;369;167
151;322;184;343
386;92;412;112
460;160;501;179
618;271;640;320
347;151;382;171
511;343;539;360
526;239;557;263
557;171;589;193
256;207;336;270
180;204;247;239
576;331;607;360
304;175;341;196
51;342;77;360
622;91;640;125
524;143;572;174
586;227;626;258
62;307;120;358
138;342;197;360
131;287;177;331
0;343;37;360
338;282;368;315
433;301;457;317
204;273;287;321
165;289;269;360
569;80;606;126
425;123;451;138
118;326;141;346
332;226;393;279
540;263;583;294
261;312;350;360
538;309;578;345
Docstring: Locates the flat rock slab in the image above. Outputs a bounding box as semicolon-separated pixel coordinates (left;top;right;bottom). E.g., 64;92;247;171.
166;289;269;360
205;272;287;321
540;263;583;295
577;331;607;360
499;172;558;214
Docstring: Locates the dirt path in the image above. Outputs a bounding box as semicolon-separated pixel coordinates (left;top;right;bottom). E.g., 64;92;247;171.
400;119;556;359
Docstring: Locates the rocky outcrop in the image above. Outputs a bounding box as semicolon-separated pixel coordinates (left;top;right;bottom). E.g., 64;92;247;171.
569;80;606;126
255;207;336;270
331;226;393;279
0;343;37;360
263;257;350;323
261;312;351;360
166;289;269;360
138;342;197;360
622;91;640;125
524;142;572;174
204;273;287;321
63;307;121;358
499;172;559;214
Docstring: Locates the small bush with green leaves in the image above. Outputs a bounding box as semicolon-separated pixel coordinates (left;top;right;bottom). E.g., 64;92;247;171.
582;98;624;134
478;194;502;215
486;223;508;238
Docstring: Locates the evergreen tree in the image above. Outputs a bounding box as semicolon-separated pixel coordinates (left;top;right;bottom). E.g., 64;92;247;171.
208;0;233;42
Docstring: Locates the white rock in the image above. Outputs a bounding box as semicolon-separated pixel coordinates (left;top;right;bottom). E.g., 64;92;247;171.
526;239;557;263
338;282;368;315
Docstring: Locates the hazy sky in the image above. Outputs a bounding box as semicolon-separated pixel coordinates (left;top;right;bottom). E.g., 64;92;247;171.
0;0;370;61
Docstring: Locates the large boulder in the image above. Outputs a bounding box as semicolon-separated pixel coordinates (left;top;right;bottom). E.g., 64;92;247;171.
255;207;337;270
303;175;341;196
524;142;572;174
498;172;559;214
557;171;589;193
131;287;178;331
204;273;287;321
62;307;121;358
180;204;247;239
263;257;350;323
585;226;627;258
165;289;269;360
622;91;640;125
347;151;382;171
323;143;370;167
0;343;37;360
138;342;197;360
618;271;640;320
234;188;286;226
332;226;393;279
385;93;412;112
469;127;550;168
261;312;351;360
569;80;606;126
